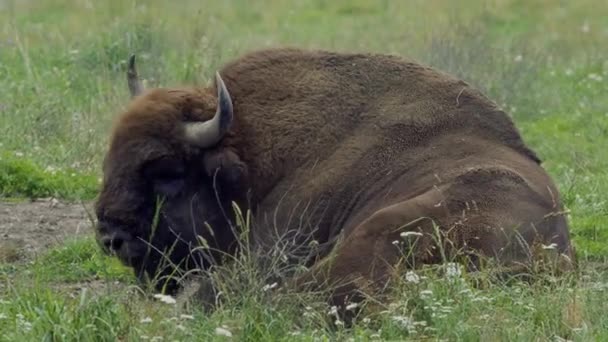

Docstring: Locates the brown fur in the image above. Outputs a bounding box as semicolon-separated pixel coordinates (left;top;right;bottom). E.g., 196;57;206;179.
95;47;574;309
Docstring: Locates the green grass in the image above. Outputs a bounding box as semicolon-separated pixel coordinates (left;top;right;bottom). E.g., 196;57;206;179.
0;151;98;200
1;0;607;340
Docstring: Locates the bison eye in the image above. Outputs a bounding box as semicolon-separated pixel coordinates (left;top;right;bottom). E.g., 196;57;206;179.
143;158;186;198
153;176;184;198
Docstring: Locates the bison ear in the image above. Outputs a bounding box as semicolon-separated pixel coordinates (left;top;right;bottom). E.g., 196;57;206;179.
203;148;248;189
127;54;144;97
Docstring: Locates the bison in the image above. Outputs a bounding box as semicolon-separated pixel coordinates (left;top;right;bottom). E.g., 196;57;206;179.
94;48;574;310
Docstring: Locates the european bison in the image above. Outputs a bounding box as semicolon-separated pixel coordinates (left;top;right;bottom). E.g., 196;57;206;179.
95;48;574;309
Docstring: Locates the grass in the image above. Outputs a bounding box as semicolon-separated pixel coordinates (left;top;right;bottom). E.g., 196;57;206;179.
0;0;607;340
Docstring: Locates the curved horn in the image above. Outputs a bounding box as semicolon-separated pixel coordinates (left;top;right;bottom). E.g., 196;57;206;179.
127;54;144;97
183;72;234;148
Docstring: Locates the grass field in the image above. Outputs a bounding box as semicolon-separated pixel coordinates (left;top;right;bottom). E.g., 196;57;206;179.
1;0;607;340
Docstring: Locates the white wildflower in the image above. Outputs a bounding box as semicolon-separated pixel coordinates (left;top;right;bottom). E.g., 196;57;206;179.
215;327;232;337
565;69;573;76
400;231;423;238
392;240;400;246
180;314;195;320
445;263;461;278
414;320;427;327
69;49;80;55
542;243;557;250
362;317;371;324
405;271;420;284
392;315;415;332
581;22;590;33
514;55;523;62
14;151;24;157
345;303;359;311
328;305;338;317
440;306;452;314
335;319;344;327
289;331;301;336
176;324;186;331
459;288;472;296
420;289;433;298
262;282;278;292
153;294;177;304
140;317;153;324
588;73;603;82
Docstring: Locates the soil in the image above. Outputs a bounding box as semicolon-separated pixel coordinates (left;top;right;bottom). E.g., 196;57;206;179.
0;198;95;262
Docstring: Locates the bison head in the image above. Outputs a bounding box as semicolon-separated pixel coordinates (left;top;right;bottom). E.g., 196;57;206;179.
94;55;249;292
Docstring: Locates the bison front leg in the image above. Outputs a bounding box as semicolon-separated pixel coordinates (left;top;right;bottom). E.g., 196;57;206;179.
291;188;450;317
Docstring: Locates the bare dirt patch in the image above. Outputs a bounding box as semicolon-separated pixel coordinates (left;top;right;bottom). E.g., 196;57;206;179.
0;198;95;262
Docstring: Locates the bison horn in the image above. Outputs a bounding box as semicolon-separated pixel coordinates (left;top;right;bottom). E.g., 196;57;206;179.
183;72;234;148
127;54;144;97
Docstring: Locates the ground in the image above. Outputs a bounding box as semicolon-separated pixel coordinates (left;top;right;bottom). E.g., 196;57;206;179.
0;199;93;263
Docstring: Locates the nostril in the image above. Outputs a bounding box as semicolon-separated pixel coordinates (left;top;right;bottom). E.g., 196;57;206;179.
101;235;124;251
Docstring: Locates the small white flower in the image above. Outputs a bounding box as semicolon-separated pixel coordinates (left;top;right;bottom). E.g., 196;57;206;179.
392;315;415;331
542;243;557;250
445;263;461;278
405;271;420;284
581;22;590;33
335;319;344;327
14;151;24;157
176;324;186;331
262;282;278;292
565;69;573;76
392;240;400;246
420;289;433;298
289;331;301;336
400;231;423;238
153;294;177;304
215;327;232;337
459;288;472;296
414;320;427;326
328;305;338;316
345;303;359;310
362;317;371;324
180;314;195;320
514;55;523;62
140;317;153;324
0;313;7;320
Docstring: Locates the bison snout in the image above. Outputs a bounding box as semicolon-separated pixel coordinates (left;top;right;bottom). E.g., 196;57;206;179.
99;233;127;252
96;224;137;255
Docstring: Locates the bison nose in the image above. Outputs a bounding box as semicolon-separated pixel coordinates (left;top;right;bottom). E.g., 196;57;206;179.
100;234;124;252
97;228;133;253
